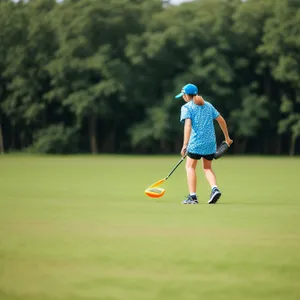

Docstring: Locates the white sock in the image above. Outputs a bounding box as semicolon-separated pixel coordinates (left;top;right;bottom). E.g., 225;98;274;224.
212;185;218;190
190;193;196;196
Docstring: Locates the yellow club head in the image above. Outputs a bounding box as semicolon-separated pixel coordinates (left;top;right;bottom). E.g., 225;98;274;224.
144;178;166;198
144;187;166;198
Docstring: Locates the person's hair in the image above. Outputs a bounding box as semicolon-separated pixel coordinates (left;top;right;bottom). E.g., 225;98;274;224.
186;94;197;99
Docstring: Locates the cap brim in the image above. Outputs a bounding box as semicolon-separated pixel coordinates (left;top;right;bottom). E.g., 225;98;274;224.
175;92;184;98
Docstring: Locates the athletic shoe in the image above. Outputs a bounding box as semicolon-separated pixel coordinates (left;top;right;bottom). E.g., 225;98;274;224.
182;195;198;204
207;187;221;204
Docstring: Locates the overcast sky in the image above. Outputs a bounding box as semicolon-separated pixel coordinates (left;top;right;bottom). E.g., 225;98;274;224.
13;0;194;4
170;0;193;4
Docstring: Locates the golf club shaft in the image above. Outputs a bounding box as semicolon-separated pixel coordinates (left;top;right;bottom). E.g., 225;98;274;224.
165;153;187;180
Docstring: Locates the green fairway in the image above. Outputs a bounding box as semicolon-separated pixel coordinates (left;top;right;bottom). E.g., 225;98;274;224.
0;155;299;300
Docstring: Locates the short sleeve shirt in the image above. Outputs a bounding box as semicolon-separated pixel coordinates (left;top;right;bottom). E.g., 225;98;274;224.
180;101;220;155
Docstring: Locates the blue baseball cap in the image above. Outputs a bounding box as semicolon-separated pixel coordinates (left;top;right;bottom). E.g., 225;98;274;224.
175;83;198;98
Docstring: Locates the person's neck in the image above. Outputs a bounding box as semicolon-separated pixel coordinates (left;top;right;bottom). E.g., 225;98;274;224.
193;96;205;106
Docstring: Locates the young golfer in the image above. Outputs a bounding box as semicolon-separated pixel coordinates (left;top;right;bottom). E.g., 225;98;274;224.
175;83;233;204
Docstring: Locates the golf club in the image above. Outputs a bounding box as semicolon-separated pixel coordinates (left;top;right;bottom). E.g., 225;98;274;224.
144;153;187;198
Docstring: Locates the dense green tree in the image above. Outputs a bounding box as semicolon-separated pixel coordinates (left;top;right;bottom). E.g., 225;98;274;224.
0;0;299;155
258;0;300;155
1;0;58;150
46;0;162;153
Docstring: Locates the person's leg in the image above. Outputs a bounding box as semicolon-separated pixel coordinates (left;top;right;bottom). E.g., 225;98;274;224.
202;157;222;204
186;156;198;195
202;158;217;188
182;155;199;204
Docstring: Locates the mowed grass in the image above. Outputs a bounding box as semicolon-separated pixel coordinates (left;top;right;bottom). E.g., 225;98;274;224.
0;155;299;300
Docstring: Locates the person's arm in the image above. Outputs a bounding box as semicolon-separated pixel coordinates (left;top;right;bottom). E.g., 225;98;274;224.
216;115;233;146
181;118;192;156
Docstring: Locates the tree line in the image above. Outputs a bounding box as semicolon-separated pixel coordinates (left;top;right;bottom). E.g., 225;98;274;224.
0;0;299;155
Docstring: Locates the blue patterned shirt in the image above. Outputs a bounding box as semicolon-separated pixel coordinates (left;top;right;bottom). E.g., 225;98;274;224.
180;101;220;155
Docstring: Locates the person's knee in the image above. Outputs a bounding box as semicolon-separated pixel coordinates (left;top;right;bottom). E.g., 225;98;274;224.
202;159;213;171
203;166;212;172
186;164;196;172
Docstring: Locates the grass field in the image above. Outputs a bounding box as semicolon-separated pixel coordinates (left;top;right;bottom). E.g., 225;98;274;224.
0;155;299;300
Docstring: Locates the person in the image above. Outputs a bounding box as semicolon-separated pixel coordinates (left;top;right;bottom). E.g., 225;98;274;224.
175;83;233;204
